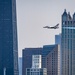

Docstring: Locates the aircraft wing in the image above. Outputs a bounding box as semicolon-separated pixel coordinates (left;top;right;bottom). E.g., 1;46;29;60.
43;26;51;28
54;23;59;27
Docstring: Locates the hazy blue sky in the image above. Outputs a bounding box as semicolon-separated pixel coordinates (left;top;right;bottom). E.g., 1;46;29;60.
16;0;75;57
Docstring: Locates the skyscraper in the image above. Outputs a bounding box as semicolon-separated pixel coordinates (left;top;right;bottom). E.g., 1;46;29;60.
0;0;18;75
42;44;60;75
61;9;75;75
46;45;60;75
55;34;61;75
42;45;56;68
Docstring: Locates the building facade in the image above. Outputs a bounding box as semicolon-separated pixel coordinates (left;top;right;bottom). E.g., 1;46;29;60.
42;45;56;68
32;55;42;68
61;9;75;75
0;0;18;75
22;48;42;75
46;45;60;75
26;68;47;75
26;55;47;75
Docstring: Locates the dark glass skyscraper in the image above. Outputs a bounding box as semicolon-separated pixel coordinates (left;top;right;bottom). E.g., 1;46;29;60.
0;0;18;75
61;9;75;75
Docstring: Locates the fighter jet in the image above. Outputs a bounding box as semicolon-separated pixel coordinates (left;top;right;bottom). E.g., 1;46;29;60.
43;23;59;29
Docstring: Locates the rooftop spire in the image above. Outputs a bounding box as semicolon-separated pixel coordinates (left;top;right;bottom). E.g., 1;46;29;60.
73;12;75;16
68;12;72;20
73;12;75;20
64;9;66;12
68;12;70;15
62;9;67;16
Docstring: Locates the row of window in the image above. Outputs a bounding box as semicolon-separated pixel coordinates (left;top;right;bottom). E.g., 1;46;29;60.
63;21;75;25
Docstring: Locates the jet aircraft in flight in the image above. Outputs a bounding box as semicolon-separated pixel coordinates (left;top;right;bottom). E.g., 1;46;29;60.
43;23;59;29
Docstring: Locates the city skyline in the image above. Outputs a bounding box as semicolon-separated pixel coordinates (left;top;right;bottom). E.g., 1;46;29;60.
16;0;75;57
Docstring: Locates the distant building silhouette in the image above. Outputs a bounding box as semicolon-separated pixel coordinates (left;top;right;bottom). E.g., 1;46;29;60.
22;48;42;75
55;34;61;44
61;9;75;75
19;58;22;75
55;34;61;75
0;0;19;75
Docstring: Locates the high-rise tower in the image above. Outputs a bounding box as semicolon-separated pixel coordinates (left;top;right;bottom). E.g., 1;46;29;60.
42;44;60;75
0;0;18;75
61;9;75;75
